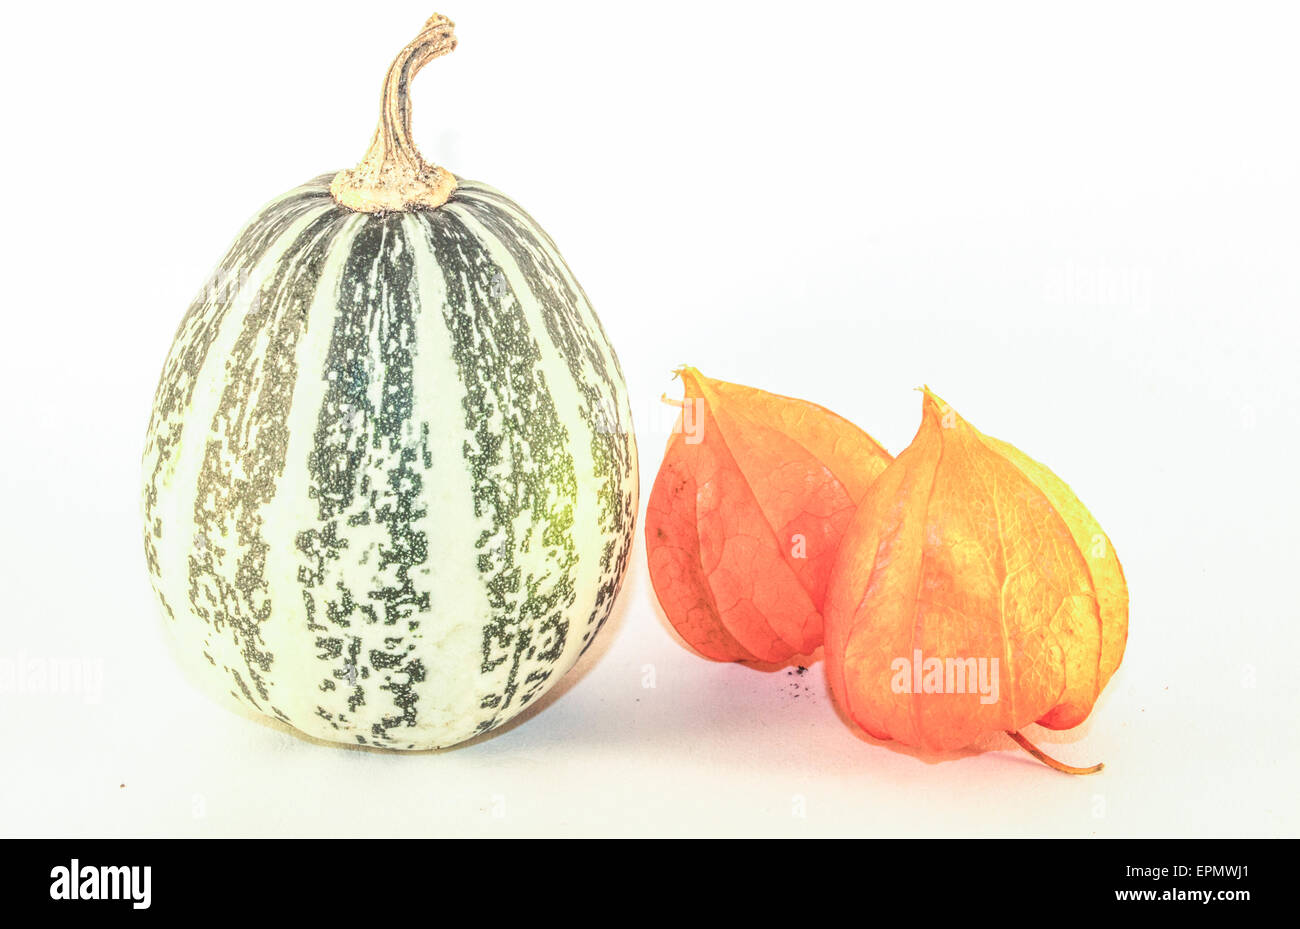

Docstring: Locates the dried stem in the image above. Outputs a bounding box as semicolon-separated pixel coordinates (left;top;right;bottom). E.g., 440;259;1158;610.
331;13;458;212
1006;730;1104;775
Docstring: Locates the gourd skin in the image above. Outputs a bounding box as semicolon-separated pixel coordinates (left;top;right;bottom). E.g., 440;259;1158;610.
142;173;638;749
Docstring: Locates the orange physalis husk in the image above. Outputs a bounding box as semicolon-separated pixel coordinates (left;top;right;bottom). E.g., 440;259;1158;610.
645;367;893;663
824;389;1128;766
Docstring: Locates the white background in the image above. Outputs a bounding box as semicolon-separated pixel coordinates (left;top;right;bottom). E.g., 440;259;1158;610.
1;0;1297;837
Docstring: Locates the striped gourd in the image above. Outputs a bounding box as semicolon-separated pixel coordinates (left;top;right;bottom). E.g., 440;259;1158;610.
141;15;637;750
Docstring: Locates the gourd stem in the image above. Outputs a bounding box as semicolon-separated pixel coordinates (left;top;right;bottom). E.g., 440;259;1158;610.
331;13;458;212
1006;730;1104;775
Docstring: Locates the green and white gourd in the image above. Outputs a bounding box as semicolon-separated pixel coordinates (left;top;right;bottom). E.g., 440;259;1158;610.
141;15;638;749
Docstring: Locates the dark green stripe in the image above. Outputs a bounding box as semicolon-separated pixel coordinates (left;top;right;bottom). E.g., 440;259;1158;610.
415;207;580;734
450;183;635;652
187;205;352;711
142;184;332;616
296;214;432;747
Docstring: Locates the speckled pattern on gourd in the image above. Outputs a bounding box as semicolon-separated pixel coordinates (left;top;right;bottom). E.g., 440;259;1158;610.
141;173;638;749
